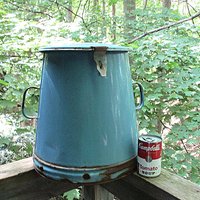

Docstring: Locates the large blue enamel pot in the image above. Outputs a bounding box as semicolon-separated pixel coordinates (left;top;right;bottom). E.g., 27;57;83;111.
22;43;144;184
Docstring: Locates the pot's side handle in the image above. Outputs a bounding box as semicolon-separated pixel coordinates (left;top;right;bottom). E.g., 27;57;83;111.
133;82;144;110
22;87;39;119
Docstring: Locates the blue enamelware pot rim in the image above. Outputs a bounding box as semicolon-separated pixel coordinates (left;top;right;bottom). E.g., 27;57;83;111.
39;42;131;52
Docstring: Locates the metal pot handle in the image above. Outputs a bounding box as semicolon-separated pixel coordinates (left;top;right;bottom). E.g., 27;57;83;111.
133;82;144;110
22;86;39;119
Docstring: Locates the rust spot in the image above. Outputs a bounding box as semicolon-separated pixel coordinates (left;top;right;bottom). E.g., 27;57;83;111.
100;157;137;181
39;166;44;171
83;173;91;180
99;61;102;69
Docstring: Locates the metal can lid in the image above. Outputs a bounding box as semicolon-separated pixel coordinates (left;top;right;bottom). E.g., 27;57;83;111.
139;135;162;143
39;43;130;52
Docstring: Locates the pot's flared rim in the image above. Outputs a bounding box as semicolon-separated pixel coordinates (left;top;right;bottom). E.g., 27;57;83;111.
39;43;131;52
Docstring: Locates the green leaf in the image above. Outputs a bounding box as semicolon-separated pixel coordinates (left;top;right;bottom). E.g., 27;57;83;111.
25;143;33;155
0;79;8;86
175;154;185;162
109;0;118;5
164;148;175;157
15;128;30;134
63;189;80;200
0;100;16;109
0;137;10;147
156;54;165;61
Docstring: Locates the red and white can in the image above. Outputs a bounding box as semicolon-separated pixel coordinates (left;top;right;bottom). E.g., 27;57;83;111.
137;135;162;177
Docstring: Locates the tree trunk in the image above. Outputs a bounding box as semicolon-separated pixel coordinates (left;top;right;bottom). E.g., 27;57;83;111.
143;0;148;9
123;0;136;39
112;4;116;41
93;0;99;7
156;67;164;134
162;0;171;9
67;0;73;22
102;0;107;37
123;0;136;21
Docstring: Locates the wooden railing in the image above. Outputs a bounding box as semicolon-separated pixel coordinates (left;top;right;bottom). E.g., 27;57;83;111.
0;157;199;200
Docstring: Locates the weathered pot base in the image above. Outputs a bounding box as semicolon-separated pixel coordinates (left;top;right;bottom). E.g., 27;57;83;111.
33;154;137;184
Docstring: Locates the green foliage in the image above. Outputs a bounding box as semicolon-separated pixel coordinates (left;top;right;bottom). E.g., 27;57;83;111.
129;16;200;182
63;189;80;200
0;126;35;164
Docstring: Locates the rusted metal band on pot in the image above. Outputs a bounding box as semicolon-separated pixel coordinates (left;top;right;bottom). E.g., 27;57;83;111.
33;153;136;171
33;154;137;184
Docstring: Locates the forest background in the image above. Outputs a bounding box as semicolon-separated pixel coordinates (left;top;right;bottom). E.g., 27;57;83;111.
0;0;199;191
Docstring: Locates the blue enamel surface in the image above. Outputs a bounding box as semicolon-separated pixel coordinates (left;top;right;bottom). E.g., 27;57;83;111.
34;45;139;182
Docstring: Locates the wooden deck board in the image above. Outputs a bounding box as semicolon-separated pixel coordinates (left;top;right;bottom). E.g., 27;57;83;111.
0;157;199;200
0;157;78;200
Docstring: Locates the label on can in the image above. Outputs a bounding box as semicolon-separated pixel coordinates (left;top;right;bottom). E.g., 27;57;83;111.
137;135;162;177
